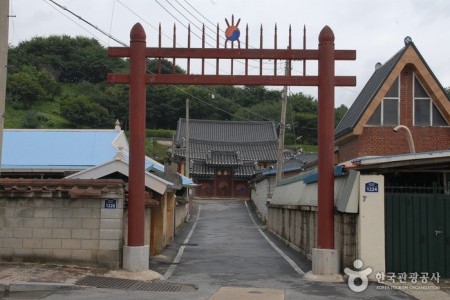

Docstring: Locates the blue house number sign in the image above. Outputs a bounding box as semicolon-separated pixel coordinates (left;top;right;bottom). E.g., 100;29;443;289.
365;182;379;193
104;199;117;209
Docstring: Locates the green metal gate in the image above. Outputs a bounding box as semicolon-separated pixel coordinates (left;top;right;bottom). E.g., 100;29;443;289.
385;190;450;277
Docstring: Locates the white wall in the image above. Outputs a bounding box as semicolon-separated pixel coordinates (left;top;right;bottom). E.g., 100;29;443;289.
358;174;385;279
251;176;275;221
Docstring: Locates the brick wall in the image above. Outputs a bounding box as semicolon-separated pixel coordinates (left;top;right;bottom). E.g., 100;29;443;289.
0;179;124;268
338;126;450;162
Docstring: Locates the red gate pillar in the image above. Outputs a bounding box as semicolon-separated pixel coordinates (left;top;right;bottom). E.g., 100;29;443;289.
312;25;340;276
123;23;149;272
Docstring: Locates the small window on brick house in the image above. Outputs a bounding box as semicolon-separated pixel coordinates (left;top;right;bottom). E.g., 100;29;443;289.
366;77;399;126
414;75;448;126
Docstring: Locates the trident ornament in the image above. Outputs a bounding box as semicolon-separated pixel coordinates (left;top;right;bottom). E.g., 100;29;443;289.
225;15;241;48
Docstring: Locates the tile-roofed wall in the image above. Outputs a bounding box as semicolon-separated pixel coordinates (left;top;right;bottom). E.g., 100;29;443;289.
175;119;278;145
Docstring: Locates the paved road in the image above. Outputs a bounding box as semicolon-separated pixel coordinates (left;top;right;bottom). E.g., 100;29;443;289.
159;200;413;299
38;199;414;299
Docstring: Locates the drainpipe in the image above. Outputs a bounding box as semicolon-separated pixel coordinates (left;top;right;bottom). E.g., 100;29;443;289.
393;125;415;153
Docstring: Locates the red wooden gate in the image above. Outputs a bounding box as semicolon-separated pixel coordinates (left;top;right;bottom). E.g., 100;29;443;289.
107;20;356;251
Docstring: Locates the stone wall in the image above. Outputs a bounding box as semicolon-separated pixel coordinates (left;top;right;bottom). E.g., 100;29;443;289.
0;179;124;268
267;205;357;270
250;176;276;222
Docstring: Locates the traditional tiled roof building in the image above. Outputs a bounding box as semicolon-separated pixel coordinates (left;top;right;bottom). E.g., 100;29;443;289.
172;118;278;199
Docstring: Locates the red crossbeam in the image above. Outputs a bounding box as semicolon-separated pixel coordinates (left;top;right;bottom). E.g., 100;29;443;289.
108;47;356;61
108;74;356;86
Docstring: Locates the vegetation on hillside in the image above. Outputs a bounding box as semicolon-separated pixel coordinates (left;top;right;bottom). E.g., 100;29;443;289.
6;35;354;148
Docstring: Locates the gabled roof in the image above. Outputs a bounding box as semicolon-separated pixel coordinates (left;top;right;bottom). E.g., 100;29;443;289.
2;129;126;171
174;118;278;146
65;155;173;195
335;41;450;140
335;46;407;138
2;128;194;187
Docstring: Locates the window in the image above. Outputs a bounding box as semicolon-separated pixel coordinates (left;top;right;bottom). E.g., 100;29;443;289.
366;77;399;126
413;75;448;126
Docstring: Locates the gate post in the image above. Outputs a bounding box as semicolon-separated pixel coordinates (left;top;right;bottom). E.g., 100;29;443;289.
312;25;340;276
123;23;149;272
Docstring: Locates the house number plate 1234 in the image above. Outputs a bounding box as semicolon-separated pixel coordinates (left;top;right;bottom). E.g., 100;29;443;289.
365;182;379;193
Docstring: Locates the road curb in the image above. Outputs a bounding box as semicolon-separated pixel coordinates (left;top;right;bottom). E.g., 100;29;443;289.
3;282;81;292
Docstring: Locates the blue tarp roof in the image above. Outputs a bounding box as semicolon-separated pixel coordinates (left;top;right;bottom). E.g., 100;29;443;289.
2;130;119;169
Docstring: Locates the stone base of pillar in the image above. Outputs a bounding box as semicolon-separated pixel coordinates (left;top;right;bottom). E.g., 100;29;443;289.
123;245;149;272
312;248;340;275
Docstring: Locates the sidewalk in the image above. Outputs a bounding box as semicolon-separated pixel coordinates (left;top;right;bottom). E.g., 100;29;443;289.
0;263;97;285
0;262;161;293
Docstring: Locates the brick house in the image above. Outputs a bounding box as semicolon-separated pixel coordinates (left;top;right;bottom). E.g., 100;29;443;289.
335;37;450;163
172;119;278;199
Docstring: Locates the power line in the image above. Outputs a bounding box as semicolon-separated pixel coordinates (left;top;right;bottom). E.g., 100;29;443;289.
118;1;287;74
176;0;301;70
163;0;217;46
42;0;108;45
40;0;284;125
46;0;127;46
108;0;117;46
174;0;218;36
182;0;217;29
154;0;212;47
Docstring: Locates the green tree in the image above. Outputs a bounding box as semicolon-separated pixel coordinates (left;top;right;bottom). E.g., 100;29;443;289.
293;112;318;144
335;104;348;126
8;35;126;83
7;65;59;108
60;96;111;128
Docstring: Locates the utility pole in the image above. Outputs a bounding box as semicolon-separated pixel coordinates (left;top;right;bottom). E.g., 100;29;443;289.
276;60;289;184
185;98;192;217
185;99;190;178
0;0;9;175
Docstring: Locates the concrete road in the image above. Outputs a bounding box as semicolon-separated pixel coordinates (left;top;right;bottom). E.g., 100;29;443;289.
38;200;414;300
157;200;413;300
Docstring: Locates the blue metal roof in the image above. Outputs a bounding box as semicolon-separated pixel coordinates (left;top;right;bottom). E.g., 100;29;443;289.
277;165;345;186
2;130;120;169
2;129;195;187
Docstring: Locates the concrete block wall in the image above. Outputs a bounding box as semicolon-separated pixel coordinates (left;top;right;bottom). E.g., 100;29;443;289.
267;205;357;270
0;179;124;268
